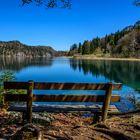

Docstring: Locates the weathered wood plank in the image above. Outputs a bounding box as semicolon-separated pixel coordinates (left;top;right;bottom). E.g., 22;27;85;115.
27;81;34;123
33;95;120;102
4;94;27;102
4;94;120;102
4;82;28;89
102;83;113;122
7;105;119;113
4;82;122;90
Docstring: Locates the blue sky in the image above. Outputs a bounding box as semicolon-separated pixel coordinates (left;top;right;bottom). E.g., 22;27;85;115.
0;0;140;50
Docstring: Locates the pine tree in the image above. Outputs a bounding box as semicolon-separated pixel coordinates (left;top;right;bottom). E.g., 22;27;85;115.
70;44;78;51
78;43;82;54
82;41;90;55
90;41;94;54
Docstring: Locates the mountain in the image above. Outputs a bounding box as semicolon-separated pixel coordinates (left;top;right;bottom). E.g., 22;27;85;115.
69;21;140;58
0;41;64;57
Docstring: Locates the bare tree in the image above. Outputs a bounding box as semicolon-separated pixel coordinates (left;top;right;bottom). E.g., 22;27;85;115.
21;0;140;9
21;0;71;8
134;0;140;6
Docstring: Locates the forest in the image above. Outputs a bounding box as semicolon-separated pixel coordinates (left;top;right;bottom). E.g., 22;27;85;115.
69;21;140;58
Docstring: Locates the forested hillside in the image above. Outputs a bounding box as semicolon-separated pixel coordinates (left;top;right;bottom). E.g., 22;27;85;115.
0;41;61;57
69;21;140;58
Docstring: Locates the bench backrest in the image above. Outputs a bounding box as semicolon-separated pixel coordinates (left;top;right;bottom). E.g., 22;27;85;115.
4;81;122;123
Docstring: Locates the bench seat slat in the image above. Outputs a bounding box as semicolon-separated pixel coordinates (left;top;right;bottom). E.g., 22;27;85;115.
4;82;122;90
7;105;119;113
4;94;27;102
4;94;120;102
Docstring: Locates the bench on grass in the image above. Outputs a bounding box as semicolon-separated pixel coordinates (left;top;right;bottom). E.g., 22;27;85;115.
3;81;122;123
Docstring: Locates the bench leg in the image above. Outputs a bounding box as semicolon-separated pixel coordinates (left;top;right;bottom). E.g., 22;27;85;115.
102;83;112;122
22;112;26;123
93;113;101;124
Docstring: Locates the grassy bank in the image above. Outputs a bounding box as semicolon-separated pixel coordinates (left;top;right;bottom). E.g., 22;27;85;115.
72;55;140;61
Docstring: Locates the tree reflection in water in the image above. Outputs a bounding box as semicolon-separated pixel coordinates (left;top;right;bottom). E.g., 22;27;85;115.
0;56;53;72
69;59;140;92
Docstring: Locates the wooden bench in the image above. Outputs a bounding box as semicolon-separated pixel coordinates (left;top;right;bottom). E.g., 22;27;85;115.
4;81;122;123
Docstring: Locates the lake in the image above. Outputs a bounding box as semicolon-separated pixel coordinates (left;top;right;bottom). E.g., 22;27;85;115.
0;57;140;110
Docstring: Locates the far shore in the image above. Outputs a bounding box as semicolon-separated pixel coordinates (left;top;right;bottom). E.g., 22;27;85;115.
69;55;140;61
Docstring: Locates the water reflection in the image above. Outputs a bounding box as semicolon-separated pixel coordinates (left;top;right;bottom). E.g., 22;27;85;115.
70;59;140;92
0;57;140;93
0;57;53;72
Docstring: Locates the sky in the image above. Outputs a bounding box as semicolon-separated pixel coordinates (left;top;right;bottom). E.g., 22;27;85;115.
0;0;140;51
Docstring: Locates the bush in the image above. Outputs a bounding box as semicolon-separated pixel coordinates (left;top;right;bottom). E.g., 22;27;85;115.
0;70;16;104
127;92;140;109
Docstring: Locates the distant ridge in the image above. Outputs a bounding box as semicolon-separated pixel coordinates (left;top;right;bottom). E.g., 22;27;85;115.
0;41;65;57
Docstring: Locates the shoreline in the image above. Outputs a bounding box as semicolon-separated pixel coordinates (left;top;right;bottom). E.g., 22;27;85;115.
72;55;140;61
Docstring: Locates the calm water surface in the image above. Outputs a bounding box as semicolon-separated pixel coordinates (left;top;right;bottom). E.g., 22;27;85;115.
0;57;140;110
